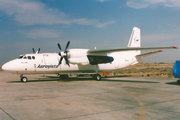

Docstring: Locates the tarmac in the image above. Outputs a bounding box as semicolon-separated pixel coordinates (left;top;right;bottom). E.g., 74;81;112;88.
0;71;180;120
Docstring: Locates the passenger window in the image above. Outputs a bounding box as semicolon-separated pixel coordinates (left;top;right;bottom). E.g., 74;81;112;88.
32;56;35;59
23;56;27;59
28;56;31;60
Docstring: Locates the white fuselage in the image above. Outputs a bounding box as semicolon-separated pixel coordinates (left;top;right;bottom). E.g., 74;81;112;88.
2;49;139;75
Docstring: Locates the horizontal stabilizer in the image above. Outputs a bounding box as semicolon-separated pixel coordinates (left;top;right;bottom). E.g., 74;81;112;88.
136;50;163;58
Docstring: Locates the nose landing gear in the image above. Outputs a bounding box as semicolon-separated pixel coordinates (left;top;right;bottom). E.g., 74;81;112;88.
20;75;28;83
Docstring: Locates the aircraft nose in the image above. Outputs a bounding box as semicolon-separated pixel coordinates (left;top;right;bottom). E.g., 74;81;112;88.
2;62;10;71
2;60;16;72
2;60;22;73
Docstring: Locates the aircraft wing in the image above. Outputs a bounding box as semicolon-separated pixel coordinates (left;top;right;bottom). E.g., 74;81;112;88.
88;46;177;54
136;50;162;58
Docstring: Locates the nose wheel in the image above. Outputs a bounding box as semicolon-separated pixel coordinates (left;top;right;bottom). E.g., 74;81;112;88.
20;75;28;83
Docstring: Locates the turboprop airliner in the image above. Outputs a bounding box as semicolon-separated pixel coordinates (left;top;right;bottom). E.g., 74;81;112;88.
2;27;177;82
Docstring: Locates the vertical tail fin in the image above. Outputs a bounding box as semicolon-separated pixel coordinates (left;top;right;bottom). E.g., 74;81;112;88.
128;27;141;65
127;27;141;47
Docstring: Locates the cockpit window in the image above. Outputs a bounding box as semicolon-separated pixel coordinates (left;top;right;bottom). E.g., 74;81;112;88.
28;56;31;60
18;56;23;59
18;55;35;60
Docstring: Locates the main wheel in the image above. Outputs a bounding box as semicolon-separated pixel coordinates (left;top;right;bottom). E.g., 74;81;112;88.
92;74;101;81
60;74;69;79
21;77;28;83
96;74;101;81
177;80;180;85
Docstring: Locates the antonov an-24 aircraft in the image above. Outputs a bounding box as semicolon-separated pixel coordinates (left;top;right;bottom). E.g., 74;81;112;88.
2;27;177;82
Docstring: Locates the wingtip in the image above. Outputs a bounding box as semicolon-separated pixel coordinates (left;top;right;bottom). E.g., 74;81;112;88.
172;46;178;49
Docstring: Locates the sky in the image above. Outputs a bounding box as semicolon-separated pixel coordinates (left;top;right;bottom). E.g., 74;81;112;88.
0;0;180;66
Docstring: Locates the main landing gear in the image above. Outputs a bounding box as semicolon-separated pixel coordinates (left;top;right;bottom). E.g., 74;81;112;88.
59;74;69;79
20;75;28;83
92;65;101;81
92;74;101;81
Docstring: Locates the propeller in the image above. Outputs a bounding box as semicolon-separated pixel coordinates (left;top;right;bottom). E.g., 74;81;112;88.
37;48;41;53
32;48;41;54
32;48;35;53
57;40;70;67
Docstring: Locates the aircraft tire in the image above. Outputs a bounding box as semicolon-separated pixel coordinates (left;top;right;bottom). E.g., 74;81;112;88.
92;75;96;80
177;80;180;85
60;75;69;79
21;77;28;83
92;74;101;81
96;74;101;81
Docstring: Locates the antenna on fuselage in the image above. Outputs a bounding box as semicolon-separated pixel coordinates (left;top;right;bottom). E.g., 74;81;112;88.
32;47;41;54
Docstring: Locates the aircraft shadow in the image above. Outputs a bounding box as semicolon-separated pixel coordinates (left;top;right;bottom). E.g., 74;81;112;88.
101;79;159;83
7;76;159;83
166;82;179;86
46;75;158;83
7;79;61;83
103;75;131;78
7;76;93;83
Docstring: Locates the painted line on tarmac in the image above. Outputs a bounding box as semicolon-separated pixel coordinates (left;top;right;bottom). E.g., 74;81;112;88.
0;107;15;120
127;93;145;120
92;80;97;81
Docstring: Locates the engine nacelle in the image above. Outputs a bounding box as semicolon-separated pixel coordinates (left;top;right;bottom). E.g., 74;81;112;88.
68;49;114;65
68;49;90;65
68;49;89;58
69;57;89;65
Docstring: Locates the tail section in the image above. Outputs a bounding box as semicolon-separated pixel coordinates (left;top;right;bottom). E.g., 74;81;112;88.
127;27;141;47
128;27;141;65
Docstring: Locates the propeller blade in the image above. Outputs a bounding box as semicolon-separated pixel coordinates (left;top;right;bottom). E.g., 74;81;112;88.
57;57;63;66
32;48;35;53
38;48;41;53
65;40;70;52
57;43;62;51
64;56;70;67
